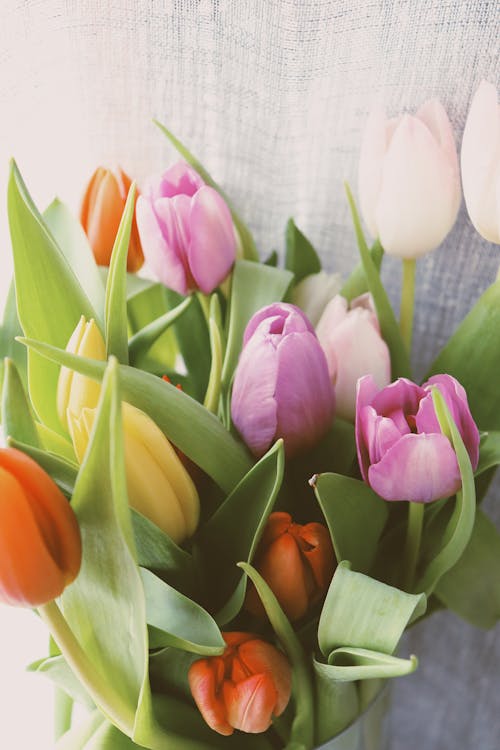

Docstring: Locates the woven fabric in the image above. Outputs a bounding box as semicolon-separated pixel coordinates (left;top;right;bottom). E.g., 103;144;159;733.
0;2;499;748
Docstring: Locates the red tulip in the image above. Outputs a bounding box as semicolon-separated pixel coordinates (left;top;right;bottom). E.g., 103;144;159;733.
0;448;82;607
81;166;144;271
188;632;291;736
245;512;335;622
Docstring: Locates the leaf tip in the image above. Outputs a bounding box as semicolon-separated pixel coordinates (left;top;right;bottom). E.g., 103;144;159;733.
308;472;319;489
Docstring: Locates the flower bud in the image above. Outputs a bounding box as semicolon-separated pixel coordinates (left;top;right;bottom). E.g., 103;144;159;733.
358;99;460;258
81;166;144;271
136;161;236;295
461;80;500;244
67;403;199;544
0;448;81;607
245;512;335;622
57;317;106;431
231;303;335;457
188;632;291;736
316;293;390;421
356;374;479;503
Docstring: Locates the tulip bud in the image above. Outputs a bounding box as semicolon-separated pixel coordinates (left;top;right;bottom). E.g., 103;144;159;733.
316;293;390;421
356;374;479;503
245;512;335;622
81;166;144;271
188;632;292;736
358;99;460;258
136;161;236;295
57;317;106;431
231;303;335;458
67;402;199;544
461;80;500;244
292;270;343;327
0;448;81;607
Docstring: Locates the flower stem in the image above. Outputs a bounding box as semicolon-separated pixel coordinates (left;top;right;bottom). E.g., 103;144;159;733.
400;258;416;352
403;502;424;591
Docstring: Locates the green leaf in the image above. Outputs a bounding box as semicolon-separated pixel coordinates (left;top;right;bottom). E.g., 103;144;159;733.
43;199;105;325
313;473;388;574
326;647;417;680
166;290;211;401
29;654;94;709
195;440;284;624
105;184;136;364
36;422;77;463
475;431;500;476
19;338;253;493
435;509;500;628
340;240;383;302
1;357;40;447
344;185;411;379
127;282;178;376
415;388;476;595
7;160;98;432
318;562;426;659
128;297;192;367
285;219;321;283
154;121;259;261
140;568;225;655
312;659;359;745
221;260;294;390
0;281;27;396
7;438;78;496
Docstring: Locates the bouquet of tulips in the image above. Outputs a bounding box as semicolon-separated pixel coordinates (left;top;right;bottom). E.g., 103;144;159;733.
1;80;499;750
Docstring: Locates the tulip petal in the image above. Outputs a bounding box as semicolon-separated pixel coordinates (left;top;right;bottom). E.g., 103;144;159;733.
244;303;314;347
358;107;387;237
237;640;292;717
255;533;310;621
189;658;233;736
298;522;335;592
158;161;205;199
368;432;461;502
82;169;125;265
223;673;277;733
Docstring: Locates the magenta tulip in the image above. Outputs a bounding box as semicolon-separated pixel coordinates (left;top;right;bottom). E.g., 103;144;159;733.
136;161;236;295
231;303;335;457
356;374;479;503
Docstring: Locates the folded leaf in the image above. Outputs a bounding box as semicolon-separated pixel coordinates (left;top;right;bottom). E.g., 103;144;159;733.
128;297;192;367
312;659;359;745
326;647;417;680
285;219;321;283
29;654;94;709
166;290;211;401
475;431;500;476
1;357;40;447
0;281;27;396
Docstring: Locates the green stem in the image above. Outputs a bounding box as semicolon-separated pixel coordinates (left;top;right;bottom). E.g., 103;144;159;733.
54;688;73;740
399;258;416;352
196;292;211;323
403;502;424;591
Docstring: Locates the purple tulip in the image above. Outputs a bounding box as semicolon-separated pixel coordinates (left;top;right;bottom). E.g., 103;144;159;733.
136;162;236;295
231;303;335;458
355;374;479;503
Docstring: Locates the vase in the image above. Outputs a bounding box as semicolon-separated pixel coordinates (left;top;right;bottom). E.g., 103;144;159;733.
316;684;391;750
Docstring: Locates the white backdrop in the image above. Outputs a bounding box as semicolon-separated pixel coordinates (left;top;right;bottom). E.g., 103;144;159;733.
0;1;499;748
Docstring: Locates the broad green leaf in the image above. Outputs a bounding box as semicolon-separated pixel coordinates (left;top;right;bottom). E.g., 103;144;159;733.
344;185;411;379
313;473;388;574
7;437;77;496
44;199;105;324
435;509;500;628
312;659;359;746
29;654;94;709
204;295;224;413
127;281;178;376
326;647;417;680
19;338;253;494
340;240;383;302
285;219;321;283
128;297;192;367
475;431;500;476
221;260;294;389
154;121;259;261
1;357;40;447
140;568;225;655
56;710;106;749
415;389;476;595
7;161;98;432
195;440;284;625
264;250;279;267
319;563;426;659
0;281;27;396
105;184;136;363
36;422;77;462
166;290;211;401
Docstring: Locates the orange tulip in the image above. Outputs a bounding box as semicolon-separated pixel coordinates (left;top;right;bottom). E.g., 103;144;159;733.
188;632;291;736
81;167;144;271
0;448;81;607
245;512;335;622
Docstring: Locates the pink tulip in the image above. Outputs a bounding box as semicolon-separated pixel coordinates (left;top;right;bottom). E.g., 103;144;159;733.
136;162;236;295
356;374;479;503
316;294;390;421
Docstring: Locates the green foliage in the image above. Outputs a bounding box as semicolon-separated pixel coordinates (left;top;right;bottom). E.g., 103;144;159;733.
285;219;321;283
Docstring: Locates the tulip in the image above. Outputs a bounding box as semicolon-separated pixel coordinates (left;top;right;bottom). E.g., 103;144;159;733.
358;99;461;258
188;632;291;736
461;80;500;243
356;373;479;503
316;293;390;421
57;317;106;431
81;166;144;271
231;303;335;457
292;270;343;327
67;402;199;544
245;512;335;622
136;161;236;295
0;448;81;607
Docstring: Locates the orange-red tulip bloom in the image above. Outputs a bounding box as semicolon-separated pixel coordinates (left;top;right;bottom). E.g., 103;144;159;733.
245;512;335;622
0;449;82;607
188;632;291;736
81;167;144;272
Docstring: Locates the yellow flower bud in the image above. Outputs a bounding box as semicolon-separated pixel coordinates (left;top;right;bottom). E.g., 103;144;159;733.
67;403;200;545
57;317;106;430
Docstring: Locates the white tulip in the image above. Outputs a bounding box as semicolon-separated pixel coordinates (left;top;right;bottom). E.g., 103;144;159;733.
358;99;461;258
461;80;500;244
292;270;342;326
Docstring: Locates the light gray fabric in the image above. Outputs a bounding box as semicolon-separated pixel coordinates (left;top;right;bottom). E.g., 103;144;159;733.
0;2;499;748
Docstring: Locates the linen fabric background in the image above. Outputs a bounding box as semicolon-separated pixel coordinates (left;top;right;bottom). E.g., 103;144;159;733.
0;1;499;748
